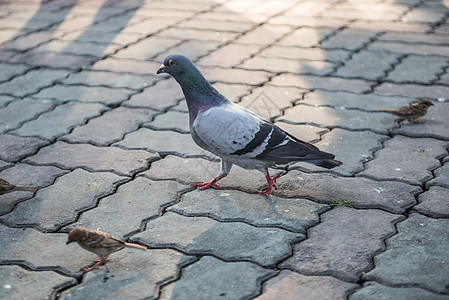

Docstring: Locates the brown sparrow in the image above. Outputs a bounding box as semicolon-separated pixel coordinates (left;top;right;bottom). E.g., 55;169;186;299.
378;99;434;123
66;227;146;272
0;178;36;195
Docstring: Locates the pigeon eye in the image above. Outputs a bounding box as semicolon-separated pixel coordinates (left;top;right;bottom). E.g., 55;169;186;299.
169;59;175;66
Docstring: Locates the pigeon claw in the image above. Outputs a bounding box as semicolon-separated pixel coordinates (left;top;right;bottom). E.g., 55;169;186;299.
192;181;223;190
259;170;283;197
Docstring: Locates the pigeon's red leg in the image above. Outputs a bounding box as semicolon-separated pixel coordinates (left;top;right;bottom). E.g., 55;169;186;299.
192;174;227;190
259;169;283;197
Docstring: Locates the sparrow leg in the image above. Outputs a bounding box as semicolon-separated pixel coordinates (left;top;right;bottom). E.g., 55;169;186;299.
192;160;232;191
259;169;283;197
82;254;111;272
82;261;102;272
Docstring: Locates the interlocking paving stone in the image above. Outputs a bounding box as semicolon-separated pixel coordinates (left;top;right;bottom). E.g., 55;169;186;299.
115;128;209;158
279;104;396;134
0;163;68;216
0;98;58;133
89;57;160;75
154;40;224;62
280;207;403;283
301;90;414;111
213;82;251;103
33;39;122;57
234;24;292;45
32;84;135;105
374;82;449;99
275;122;328;143
197;43;262;67
364;213;449;294
60;30;144;45
60;70;158;90
350;281;449;300
123;79;182;111
8;51;98;70
169;189;327;233
241;56;335;75
201;66;271;85
112;36;180;60
268;15;346;28
321;28;377;50
0;160;11;170
387;55;446;83
270;74;374;93
335;50;400;80
62;107;158;146
70;178;190;238
402;8;445;23
121;17;183;35
140;155;270;192
60;249;192;300
239;86;306;119
144;110;189;133
133;212;303;267
277;28;334;48
379;32;449;45
1;31;58;51
0;62;30;82
259;45;350;62
157;27;239;43
0;169;126;231
0;69;70;97
12;102;108;140
427;162;449;189
291;129;388;176
358;136;448;185
177;18;255;33
349;20;430;33
392;102;449;140
323;9;400;21
0;265;76;300
0;95;14;107
159;256;275;300
368;41;449;57
0;134;48;162
276;170;420;214
26;141;155;176
415;186;449;218
257;270;358;300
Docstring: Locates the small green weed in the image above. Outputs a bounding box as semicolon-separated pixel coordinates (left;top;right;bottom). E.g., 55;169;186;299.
329;199;354;208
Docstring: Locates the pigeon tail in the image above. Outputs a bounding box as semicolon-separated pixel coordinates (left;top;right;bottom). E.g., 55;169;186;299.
308;159;342;169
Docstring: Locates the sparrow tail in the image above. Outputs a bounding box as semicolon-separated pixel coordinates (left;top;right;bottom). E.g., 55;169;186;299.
377;109;395;113
13;186;37;192
124;242;147;251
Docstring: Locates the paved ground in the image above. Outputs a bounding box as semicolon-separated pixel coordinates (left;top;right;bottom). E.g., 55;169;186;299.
0;0;449;299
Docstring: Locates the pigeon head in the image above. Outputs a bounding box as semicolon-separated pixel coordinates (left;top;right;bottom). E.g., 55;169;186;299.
156;54;194;76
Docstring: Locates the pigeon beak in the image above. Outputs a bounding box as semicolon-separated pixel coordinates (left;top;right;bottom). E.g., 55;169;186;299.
156;64;166;74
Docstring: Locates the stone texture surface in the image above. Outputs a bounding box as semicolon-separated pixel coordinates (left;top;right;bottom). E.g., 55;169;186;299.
280;207;403;282
359;136;448;185
364;213;449;294
258;270;358;300
1;1;449;298
133;212;303;267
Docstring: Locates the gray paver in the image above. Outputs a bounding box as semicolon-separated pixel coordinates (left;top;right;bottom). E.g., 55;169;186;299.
89;57;161;75
259;45;350;62
350;282;449;300
278;28;334;48
112;36;180;60
124;79;182;111
0;62;30;82
32;84;135;105
62;107;158;146
170;189;327;233
0;169;126;231
368;41;449;57
240;56;335;75
25;141;155;176
359;136;448;185
234;24;292;46
160;256;275;300
8;51;97;70
321;29;377;50
71;178;190;238
12;102;108;140
427;161;449;189
60;249;191;300
387;55;447;83
155;40;223;62
197;43;262;68
144;110;189;133
280;207;403;282
301;90;414;111
0;163;68;216
133;212;303;267
0;134;48;162
0;95;14;107
279;104;396;134
375;82;449;99
392;101;449;140
33;39;122;57
0;265;76;300
415;186;449;218
213;82;251;103
291;128;388;176
277;170;420;214
201;66;271;85
364;213;449;294
258;270;358;300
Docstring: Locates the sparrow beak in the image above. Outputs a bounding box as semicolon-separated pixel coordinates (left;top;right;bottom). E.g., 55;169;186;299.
156;64;166;74
66;241;71;245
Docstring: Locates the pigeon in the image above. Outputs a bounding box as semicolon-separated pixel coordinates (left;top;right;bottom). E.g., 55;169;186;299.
378;99;434;123
157;54;342;196
0;178;36;195
66;227;146;272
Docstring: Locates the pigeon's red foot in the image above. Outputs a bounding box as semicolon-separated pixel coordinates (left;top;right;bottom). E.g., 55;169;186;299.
259;170;283;197
192;181;223;190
